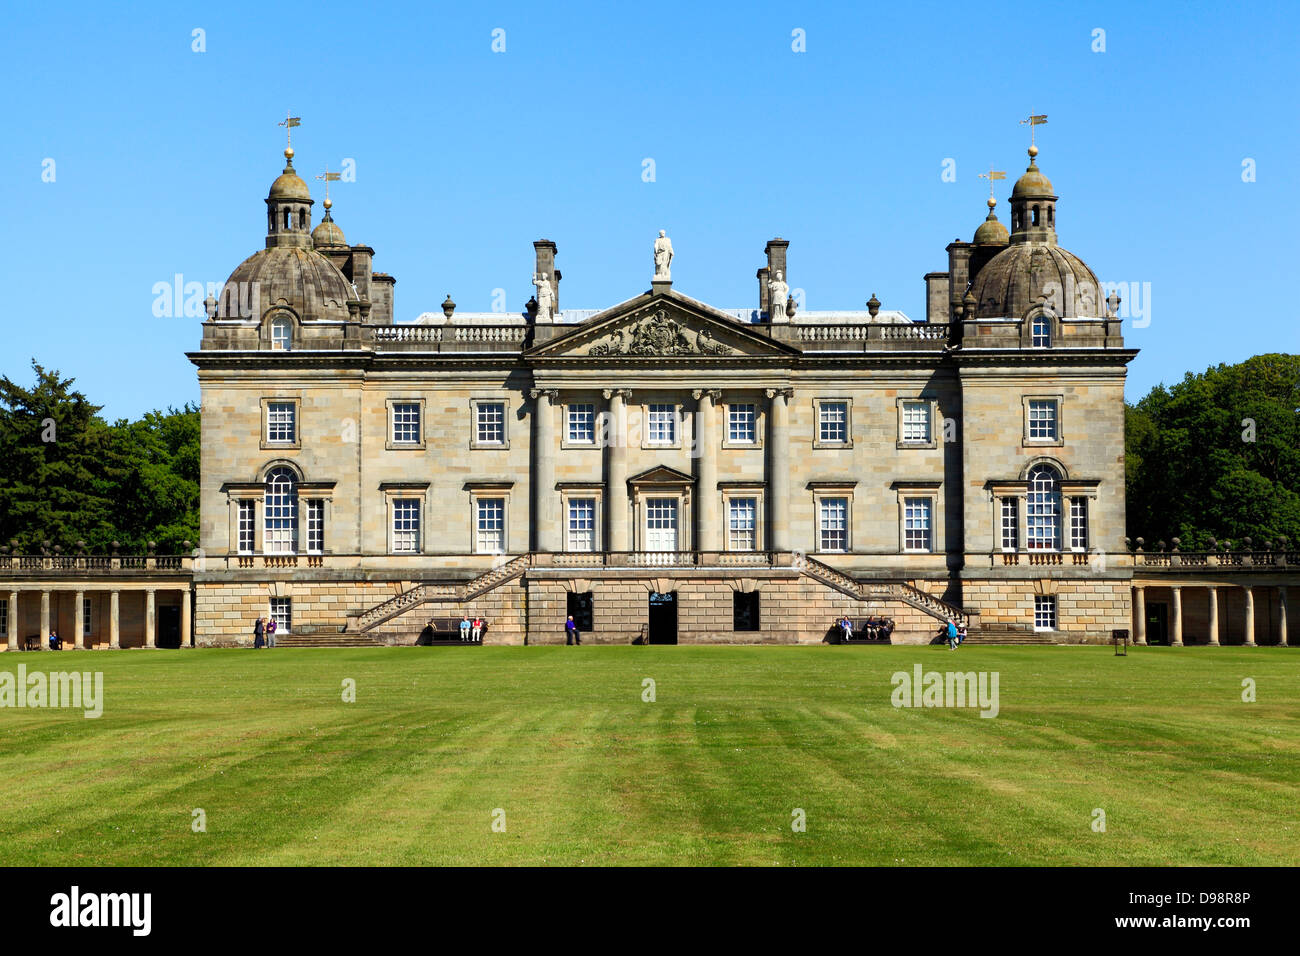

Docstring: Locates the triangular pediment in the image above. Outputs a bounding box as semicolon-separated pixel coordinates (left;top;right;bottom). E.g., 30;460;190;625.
524;288;800;359
628;464;695;485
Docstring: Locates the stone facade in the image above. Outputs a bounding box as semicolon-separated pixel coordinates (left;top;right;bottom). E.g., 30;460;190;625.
186;143;1142;648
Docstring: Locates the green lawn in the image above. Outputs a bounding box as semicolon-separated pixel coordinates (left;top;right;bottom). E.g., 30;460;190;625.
0;645;1296;866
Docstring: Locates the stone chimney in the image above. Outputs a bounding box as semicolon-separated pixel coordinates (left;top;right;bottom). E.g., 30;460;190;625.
945;240;971;320
533;239;560;317
756;266;770;316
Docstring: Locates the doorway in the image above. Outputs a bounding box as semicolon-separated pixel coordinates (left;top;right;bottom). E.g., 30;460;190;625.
158;605;182;649
648;591;678;645
1147;602;1169;645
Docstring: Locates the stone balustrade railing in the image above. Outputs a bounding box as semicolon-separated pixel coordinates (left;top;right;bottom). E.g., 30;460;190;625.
793;323;951;348
0;553;195;574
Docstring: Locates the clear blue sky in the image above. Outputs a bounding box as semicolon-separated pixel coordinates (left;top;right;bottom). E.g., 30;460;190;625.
2;0;1296;419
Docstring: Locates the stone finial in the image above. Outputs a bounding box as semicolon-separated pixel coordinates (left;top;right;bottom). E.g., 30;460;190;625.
1243;536;1253;550
786;294;797;319
1171;537;1180;552
76;539;86;555
1209;537;1219;551
147;540;157;555
1156;540;1166;552
867;292;881;318
1105;289;1121;317
203;292;219;320
41;540;51;555
1123;536;1131;552
182;540;192;552
442;294;456;319
1135;536;1144;552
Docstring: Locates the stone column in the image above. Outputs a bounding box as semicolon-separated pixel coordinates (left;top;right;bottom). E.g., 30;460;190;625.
74;589;85;649
1207;587;1220;646
1134;586;1146;645
694;389;721;552
1279;587;1288;648
181;587;192;648
1170;586;1183;646
38;589;50;650
531;388;559;552
109;590;120;649
6;590;17;651
145;589;156;648
1243;585;1256;646
767;387;793;552
604;389;631;552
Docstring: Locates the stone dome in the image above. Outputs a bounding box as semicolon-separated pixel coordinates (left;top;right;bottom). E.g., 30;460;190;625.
969;242;1103;319
1011;151;1055;200
268;150;312;202
223;245;354;322
973;203;1009;246
312;206;347;249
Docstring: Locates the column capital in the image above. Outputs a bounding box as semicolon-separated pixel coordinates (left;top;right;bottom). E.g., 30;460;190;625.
601;388;632;401
765;387;794;400
692;388;722;402
528;387;560;401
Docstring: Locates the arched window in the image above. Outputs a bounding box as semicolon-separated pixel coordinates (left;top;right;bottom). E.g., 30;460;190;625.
283;209;291;230
1047;206;1054;225
264;467;298;553
1026;465;1061;551
270;315;292;350
1031;314;1052;348
1031;205;1040;226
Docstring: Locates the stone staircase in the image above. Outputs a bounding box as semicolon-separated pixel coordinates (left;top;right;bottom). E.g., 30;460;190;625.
274;629;379;648
796;554;969;625
351;553;533;633
961;625;1057;645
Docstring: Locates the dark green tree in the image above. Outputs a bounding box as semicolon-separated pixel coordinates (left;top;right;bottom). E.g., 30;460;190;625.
1126;353;1300;549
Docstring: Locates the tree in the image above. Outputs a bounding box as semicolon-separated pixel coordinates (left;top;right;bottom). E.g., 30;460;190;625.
0;362;199;552
1126;353;1300;549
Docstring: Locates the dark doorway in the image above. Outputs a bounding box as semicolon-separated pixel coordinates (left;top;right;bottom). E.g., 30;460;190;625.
566;591;593;633
158;606;182;649
733;591;760;632
648;591;678;645
1147;602;1169;646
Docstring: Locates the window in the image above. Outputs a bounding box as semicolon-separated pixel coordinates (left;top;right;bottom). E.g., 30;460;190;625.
263;467;298;553
305;499;324;553
476;402;506;445
647;404;676;445
270;316;292;350
1069;497;1088;551
567;498;596;552
901;401;932;443
1031;314;1052;348
392;403;421;444
728;404;756;444
818;401;848;444
1000;497;1019;552
645;498;679;551
392;499;421;553
567;404;596;444
1026;465;1061;551
566;592;594;632
903;498;932;552
733;591;761;631
266;402;296;443
1034;595;1057;631
819;497;848;552
269;597;292;634
82;597;92;638
1027;400;1058;441
475;497;505;553
727;497;757;552
237;500;255;553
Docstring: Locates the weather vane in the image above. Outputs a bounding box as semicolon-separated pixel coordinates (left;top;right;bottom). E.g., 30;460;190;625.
317;164;340;203
979;166;1006;201
278;111;302;150
1019;113;1048;148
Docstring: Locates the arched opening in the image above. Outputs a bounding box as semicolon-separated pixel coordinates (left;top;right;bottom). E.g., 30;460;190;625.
1031;313;1052;348
1031;205;1041;226
1026;464;1061;551
263;467;298;554
283;209;291;230
1047;206;1054;225
270;315;292;350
